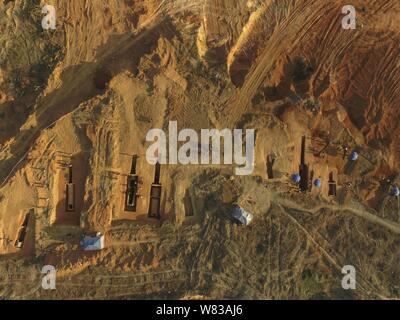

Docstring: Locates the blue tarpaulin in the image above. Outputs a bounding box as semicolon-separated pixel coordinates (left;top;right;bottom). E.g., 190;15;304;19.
391;186;400;197
291;174;301;184
314;179;322;188
349;151;359;161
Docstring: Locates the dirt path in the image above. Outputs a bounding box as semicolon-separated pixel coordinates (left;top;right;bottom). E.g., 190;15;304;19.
277;196;400;235
276;204;391;299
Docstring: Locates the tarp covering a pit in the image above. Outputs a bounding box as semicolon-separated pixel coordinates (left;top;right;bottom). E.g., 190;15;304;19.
81;234;105;251
231;205;253;226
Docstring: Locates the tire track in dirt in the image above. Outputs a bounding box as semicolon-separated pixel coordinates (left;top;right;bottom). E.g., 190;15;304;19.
221;0;327;128
277;203;391;299
0;0;204;189
278;196;400;235
267;211;273;297
275;209;281;297
265;206;282;298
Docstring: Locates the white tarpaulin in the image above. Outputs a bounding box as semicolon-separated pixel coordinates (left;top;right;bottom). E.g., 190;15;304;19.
231;205;253;226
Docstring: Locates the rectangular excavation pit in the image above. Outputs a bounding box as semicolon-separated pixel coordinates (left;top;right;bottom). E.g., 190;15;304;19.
125;176;139;211
266;155;275;179
14;209;33;250
66;165;75;212
328;172;337;197
124;155;140;212
148;184;162;219
15;227;27;249
184;189;194;217
299;136;309;192
148;162;162;219
114;153;157;223
54;153;87;226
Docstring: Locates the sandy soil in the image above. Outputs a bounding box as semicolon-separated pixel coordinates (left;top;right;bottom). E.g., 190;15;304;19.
0;0;400;300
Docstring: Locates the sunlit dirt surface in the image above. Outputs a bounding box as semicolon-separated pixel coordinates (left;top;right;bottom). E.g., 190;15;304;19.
0;0;400;300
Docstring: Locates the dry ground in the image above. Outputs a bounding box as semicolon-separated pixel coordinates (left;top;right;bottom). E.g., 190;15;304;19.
0;0;400;299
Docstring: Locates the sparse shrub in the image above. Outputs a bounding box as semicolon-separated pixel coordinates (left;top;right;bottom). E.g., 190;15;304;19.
298;269;328;299
304;97;320;114
292;57;314;82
